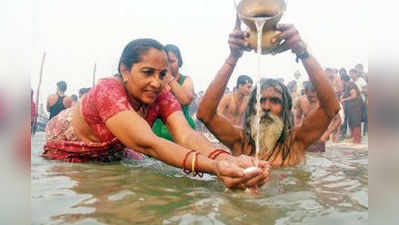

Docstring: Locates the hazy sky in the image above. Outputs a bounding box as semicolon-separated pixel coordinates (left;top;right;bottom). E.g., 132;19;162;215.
30;0;368;105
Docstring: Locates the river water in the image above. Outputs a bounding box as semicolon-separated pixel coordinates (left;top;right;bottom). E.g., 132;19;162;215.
32;132;368;225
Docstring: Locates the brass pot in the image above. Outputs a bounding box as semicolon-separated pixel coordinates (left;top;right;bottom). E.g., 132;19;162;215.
237;0;286;54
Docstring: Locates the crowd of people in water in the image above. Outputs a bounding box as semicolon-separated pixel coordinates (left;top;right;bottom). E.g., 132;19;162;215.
190;64;368;148
30;21;368;190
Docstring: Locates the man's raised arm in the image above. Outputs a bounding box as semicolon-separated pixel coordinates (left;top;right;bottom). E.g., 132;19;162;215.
197;17;248;150
197;54;243;150
295;55;340;148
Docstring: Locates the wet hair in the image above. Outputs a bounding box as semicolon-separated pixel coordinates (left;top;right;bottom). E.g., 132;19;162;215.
303;81;315;92
57;81;67;92
164;44;183;68
341;74;351;82
349;68;358;75
71;94;78;102
79;88;91;97
287;80;297;93
243;79;294;164
236;75;253;88
118;38;165;74
355;63;363;71
339;68;348;77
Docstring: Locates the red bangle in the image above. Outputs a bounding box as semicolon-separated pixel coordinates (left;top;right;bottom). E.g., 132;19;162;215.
207;149;220;159
213;150;231;160
194;152;204;177
182;150;195;174
208;149;224;159
208;149;231;160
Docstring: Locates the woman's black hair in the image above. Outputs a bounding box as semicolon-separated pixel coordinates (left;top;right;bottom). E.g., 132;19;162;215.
118;38;165;74
56;81;67;92
164;44;183;68
71;94;78;102
303;81;315;92
339;68;348;77
79;88;91;97
287;80;297;93
341;74;351;82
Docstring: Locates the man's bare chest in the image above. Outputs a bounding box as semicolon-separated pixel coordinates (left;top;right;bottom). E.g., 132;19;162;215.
226;100;246;116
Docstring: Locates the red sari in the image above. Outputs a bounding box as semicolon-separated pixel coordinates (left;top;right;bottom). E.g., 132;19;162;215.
43;77;181;162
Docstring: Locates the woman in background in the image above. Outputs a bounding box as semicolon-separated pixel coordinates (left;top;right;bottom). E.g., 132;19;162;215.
152;44;196;141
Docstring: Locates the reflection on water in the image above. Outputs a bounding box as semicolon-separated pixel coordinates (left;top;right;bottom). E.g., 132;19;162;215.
32;133;368;225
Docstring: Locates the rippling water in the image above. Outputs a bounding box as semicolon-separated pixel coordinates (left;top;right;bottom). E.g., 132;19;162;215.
32;132;368;225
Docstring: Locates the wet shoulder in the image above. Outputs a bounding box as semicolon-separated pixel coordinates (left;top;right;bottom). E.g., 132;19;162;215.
82;76;132;125
62;96;73;108
96;77;123;89
47;94;58;101
47;94;59;106
89;77;125;98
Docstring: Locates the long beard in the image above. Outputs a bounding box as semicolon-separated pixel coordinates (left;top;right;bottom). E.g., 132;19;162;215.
248;112;284;157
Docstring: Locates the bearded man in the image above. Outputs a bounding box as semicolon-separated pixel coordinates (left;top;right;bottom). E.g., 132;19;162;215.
197;20;340;168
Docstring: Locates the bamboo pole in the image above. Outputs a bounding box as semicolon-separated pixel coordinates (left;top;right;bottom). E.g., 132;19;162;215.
92;62;96;87
32;52;46;134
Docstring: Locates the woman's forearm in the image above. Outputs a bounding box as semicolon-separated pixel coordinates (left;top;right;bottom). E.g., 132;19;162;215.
107;111;217;174
176;128;234;161
144;137;218;174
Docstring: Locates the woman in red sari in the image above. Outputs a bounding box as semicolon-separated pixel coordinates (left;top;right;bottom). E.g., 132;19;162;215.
43;38;269;189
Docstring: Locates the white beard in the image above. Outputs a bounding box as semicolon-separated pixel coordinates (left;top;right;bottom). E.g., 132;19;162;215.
249;112;284;157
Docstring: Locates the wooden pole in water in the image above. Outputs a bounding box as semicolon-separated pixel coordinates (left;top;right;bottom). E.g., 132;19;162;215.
32;52;46;134
92;62;96;87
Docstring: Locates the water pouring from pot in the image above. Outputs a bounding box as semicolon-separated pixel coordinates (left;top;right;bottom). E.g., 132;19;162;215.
234;0;287;54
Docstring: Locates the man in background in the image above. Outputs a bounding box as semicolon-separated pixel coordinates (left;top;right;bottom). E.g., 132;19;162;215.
217;75;253;127
78;87;91;99
47;81;72;120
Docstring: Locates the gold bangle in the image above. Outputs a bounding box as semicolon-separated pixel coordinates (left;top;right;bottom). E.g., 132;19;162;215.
191;153;196;175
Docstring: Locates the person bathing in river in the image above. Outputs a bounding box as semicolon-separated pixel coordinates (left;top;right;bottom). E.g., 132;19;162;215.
295;81;342;152
152;44;197;141
197;20;340;168
217;75;253;127
47;81;73;120
43;38;269;189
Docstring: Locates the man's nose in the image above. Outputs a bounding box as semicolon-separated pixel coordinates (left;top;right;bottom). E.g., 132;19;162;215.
261;100;271;111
